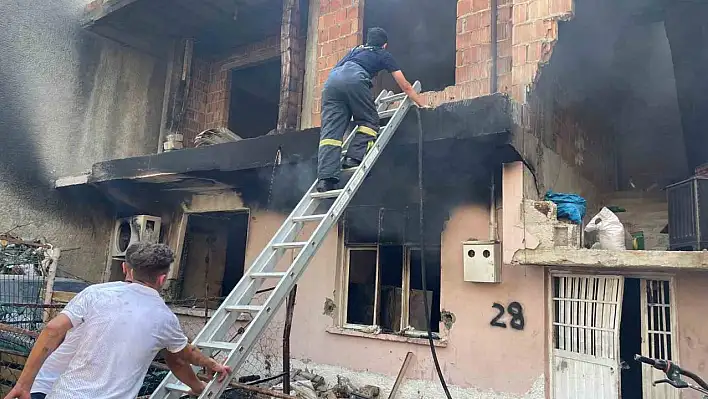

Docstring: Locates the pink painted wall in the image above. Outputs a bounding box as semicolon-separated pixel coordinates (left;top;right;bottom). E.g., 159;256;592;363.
244;203;547;394
674;272;708;399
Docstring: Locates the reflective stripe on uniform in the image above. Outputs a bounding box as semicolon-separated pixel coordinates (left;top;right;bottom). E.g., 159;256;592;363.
356;126;378;137
319;139;343;147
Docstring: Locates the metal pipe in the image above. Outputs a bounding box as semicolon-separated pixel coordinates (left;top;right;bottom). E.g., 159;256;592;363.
490;0;499;93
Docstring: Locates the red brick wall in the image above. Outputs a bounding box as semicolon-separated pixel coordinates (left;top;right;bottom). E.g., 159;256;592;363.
310;0;574;124
180;37;281;147
312;0;363;127
182;59;209;146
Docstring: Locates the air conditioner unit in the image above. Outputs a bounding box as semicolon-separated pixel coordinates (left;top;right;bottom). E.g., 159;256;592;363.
111;215;162;257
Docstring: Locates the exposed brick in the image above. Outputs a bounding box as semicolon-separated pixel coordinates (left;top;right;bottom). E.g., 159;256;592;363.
472;26;492;45
513;44;528;66
549;0;573;15
513;22;534;45
513;3;528;23
469;10;491;30
458;17;468;34
335;7;347;23
346;5;359;19
323;13;336;28
497;56;513;75
498;73;512;93
456;49;465;67
319;28;329;42
458;0;473;16
498;38;512;58
456;65;471;83
456;32;473;50
471;61;490;80
328;25;339;40
526;41;542;62
497;4;512;21
473;0;490;12
497;22;512;41
345;34;359;48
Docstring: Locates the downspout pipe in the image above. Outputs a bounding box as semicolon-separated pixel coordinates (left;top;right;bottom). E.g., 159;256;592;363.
490;0;499;93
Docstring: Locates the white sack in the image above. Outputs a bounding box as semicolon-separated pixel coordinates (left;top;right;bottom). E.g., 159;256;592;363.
584;207;626;250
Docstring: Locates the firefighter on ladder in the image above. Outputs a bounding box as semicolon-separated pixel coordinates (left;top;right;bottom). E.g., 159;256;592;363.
316;27;429;193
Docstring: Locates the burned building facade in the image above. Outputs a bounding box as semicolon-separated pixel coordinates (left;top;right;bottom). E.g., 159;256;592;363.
3;0;708;397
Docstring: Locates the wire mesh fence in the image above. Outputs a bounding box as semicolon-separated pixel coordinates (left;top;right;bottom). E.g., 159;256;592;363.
0;237;296;398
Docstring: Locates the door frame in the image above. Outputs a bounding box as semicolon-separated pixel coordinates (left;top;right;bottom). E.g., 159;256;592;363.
640;277;679;399
547;270;680;399
547;271;625;399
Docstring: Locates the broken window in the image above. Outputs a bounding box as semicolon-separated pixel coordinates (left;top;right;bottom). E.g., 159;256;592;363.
364;0;456;93
228;59;281;138
176;211;249;309
342;208;441;335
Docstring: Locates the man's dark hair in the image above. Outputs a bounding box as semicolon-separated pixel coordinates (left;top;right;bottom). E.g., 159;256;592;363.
126;242;174;282
366;27;388;48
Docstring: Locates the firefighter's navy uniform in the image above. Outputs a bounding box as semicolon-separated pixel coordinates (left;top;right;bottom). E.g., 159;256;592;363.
317;45;401;188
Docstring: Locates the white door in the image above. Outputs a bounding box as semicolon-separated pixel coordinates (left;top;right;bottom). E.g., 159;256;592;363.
641;279;679;399
551;274;624;399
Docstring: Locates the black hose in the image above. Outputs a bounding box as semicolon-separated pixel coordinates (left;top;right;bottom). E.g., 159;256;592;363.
416;108;453;399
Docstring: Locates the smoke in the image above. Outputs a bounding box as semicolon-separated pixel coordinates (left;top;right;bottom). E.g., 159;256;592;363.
0;0;87;203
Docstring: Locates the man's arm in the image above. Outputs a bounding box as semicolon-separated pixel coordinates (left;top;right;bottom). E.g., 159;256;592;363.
173;344;232;382
3;315;73;399
163;350;205;395
391;70;429;108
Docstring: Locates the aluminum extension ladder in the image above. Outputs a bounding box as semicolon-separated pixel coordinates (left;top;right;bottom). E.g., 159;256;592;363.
150;81;422;399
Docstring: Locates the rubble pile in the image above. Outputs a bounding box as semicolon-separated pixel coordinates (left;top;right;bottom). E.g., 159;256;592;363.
276;370;381;399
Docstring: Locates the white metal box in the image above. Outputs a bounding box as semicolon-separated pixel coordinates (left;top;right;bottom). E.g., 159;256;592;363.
111;215;162;257
462;240;501;283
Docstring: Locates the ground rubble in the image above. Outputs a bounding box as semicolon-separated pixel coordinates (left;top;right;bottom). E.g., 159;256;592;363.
274;369;381;399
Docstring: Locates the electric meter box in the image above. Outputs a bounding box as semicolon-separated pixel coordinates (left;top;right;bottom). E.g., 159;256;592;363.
462;240;501;283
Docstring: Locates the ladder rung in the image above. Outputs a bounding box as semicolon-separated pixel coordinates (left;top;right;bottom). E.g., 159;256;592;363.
311;189;343;199
250;272;287;279
225;305;264;313
293;214;327;223
197;341;240;352
272;242;308;249
378;108;398;119
380;92;406;103
165;383;191;393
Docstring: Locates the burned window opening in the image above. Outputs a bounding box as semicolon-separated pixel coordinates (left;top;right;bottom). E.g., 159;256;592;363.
364;0;456;93
228;59;282;138
343;207;442;335
176;211;249;308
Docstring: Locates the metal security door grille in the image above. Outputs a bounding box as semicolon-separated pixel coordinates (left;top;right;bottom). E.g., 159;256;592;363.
641;279;678;399
551;274;624;399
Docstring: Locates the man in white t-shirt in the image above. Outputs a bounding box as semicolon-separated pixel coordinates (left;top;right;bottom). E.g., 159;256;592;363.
4;243;230;399
28;260;204;399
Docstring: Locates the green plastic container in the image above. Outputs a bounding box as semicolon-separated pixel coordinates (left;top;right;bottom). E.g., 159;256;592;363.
632;231;645;250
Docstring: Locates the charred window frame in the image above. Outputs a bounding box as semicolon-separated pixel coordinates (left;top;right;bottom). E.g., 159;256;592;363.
339;207;441;336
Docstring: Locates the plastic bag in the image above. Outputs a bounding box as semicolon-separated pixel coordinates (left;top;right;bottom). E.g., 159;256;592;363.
544;190;587;224
584;207;626;250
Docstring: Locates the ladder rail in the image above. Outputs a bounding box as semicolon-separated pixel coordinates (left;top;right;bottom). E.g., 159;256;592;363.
195;83;420;398
150;84;421;399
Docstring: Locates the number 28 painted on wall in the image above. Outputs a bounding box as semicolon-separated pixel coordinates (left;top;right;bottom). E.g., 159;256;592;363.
490;302;525;330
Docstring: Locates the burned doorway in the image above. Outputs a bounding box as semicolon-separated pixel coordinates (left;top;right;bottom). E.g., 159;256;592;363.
363;0;457;93
619;278;678;399
228;59;282;138
550;273;678;399
176;211;249;309
550;274;624;399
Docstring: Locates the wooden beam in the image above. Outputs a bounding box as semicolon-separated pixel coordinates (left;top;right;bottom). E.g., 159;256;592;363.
218;36;281;72
388;352;415;399
52;291;78;304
